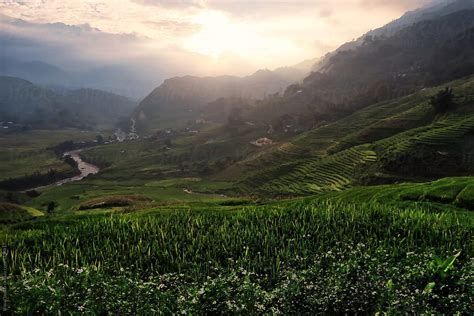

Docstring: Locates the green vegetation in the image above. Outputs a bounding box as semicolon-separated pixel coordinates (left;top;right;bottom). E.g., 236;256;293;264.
0;129;95;181
2;8;474;313
320;176;474;210
0;203;43;224
431;87;455;113
237;76;474;196
2;199;472;314
240;145;376;195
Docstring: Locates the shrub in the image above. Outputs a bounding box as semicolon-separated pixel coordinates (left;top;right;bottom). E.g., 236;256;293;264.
430;87;455;113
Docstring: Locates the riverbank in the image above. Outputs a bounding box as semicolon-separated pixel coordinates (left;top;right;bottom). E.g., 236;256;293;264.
55;150;100;186
0;149;101;192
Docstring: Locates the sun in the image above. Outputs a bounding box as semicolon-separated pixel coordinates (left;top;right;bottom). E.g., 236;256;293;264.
182;10;234;58
181;9;302;68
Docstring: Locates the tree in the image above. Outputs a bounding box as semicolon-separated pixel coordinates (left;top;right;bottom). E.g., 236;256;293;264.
96;135;104;144
47;201;57;215
431;87;455;113
228;107;245;126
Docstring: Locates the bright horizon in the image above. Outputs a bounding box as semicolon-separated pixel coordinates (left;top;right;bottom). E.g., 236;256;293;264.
0;0;433;77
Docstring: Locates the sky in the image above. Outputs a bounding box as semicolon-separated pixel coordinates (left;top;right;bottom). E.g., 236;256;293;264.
0;0;434;77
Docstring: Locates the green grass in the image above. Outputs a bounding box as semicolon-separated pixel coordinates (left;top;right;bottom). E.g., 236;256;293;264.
319;176;474;211
239;144;377;196
456;184;474;209
0;203;43;224
0;129;96;180
24;178;236;214
2;199;472;314
233;76;474;196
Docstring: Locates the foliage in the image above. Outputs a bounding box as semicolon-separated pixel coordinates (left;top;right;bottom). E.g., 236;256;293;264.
0;169;78;191
431;87;455;113
2;200;472;313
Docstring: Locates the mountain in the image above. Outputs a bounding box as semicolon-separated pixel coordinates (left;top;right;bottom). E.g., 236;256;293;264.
62;88;136;126
133;68;309;132
0;58;159;100
233;75;474;197
0;76;135;129
134;2;474;135
230;6;474;135
0;76;89;129
0;59;68;85
312;0;474;72
275;9;474;123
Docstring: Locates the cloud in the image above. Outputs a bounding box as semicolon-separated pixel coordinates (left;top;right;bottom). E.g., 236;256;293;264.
145;20;202;37
359;0;433;11
319;9;333;18
0;13;262;89
131;0;205;9
0;0;436;81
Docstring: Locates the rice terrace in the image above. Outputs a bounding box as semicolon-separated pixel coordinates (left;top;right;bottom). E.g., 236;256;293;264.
0;0;473;314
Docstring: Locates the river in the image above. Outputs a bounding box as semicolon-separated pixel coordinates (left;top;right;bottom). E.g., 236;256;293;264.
55;149;100;186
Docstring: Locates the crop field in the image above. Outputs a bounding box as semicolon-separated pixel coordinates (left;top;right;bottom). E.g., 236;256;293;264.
18;177;235;215
319;176;474;210
0;129;96;180
239;145;377;195
2;199;472;314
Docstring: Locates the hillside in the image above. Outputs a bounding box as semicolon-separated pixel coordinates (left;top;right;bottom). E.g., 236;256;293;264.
0;76;135;129
234;76;474;196
133;68;309;133
63;88;136;127
278;9;474;124
2;1;474;313
312;0;474;72
0;76;90;129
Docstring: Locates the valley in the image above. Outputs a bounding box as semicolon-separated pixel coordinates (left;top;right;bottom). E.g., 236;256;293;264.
1;0;474;314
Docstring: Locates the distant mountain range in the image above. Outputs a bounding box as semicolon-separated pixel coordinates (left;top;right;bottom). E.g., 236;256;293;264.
0;58;159;100
0;12;318;101
0;76;136;129
3;0;474;134
133;67;311;132
133;0;474;134
293;8;474;111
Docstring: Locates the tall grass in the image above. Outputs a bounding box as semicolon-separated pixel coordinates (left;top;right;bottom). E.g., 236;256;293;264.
4;200;471;281
2;200;473;313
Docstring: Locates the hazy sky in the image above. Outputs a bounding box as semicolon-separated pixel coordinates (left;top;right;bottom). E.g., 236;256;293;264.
0;0;432;75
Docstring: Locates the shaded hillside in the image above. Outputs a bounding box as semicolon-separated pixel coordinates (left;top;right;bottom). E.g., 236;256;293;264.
234;76;474;196
0;76;135;129
312;0;474;72
133;68;308;133
297;9;474;109
63;88;136;126
0;76;89;129
238;8;474;134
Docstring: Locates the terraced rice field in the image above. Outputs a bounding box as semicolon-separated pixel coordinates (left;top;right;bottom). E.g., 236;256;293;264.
376;115;474;155
240;145;377;195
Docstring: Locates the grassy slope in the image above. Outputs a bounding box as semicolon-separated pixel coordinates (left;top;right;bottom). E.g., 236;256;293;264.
236;76;474;196
318;176;474;211
0;129;96;181
3;196;472;314
76;122;276;194
0;203;43;224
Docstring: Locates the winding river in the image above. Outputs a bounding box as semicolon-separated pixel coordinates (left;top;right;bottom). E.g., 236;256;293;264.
55;149;100;186
27;149;100;192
